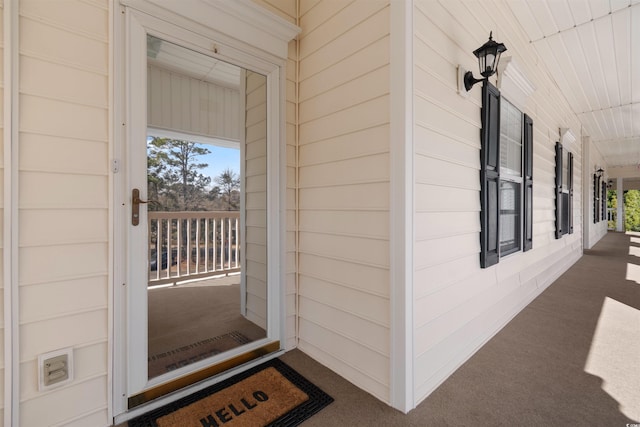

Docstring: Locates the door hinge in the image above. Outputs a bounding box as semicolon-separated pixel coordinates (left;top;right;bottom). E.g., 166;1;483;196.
112;159;120;173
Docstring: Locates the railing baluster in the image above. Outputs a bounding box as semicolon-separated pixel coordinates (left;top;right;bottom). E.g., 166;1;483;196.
234;217;239;269
156;219;161;280
227;217;232;270
166;219;171;279
220;218;225;271
204;218;209;273
177;219;182;278
195;218;201;274
186;218;191;276
147;211;240;286
213;218;217;272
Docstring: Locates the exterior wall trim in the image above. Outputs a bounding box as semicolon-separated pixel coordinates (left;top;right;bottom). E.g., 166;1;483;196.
3;1;19;425
390;0;414;413
121;0;299;60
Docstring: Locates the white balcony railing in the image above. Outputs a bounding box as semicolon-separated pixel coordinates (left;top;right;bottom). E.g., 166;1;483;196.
148;211;240;286
607;207;617;230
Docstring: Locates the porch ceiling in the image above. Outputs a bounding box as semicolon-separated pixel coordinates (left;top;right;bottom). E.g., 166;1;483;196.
507;0;640;169
147;35;241;89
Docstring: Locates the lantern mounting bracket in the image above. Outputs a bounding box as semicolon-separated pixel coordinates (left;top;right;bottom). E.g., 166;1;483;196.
463;71;485;91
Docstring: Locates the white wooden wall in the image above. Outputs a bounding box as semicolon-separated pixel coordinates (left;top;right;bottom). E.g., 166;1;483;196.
584;137;609;248
412;0;583;404
147;64;241;141
16;1;110;425
297;0;392;403
244;70;268;329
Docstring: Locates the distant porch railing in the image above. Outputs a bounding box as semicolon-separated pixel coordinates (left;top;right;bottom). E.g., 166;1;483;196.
607;207;617;230
148;211;240;286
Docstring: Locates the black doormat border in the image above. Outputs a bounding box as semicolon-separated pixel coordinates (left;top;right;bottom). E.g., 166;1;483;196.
129;358;333;427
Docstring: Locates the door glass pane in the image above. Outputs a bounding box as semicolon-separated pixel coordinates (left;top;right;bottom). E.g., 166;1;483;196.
146;36;268;379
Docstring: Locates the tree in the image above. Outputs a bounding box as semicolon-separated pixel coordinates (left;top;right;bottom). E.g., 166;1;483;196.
607;190;617;230
214;168;240;210
147;137;212;211
624;190;640;231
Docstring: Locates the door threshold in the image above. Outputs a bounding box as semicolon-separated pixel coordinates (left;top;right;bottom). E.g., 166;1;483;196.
116;342;281;424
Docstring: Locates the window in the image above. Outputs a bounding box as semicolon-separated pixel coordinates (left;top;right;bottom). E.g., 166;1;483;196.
499;99;522;255
555;142;573;238
480;83;533;268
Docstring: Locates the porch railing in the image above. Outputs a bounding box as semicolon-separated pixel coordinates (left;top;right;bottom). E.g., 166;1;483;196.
607;207;617;230
148;211;240;286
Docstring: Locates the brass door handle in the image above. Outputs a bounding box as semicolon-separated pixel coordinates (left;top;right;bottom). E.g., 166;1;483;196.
132;188;158;226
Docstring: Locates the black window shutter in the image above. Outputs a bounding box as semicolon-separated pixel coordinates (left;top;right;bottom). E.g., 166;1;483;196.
523;114;533;251
593;174;599;224
568;152;574;234
480;83;500;268
555;142;563;239
602;184;607;221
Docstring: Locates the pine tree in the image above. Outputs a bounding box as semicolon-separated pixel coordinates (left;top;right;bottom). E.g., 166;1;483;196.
214;168;240;210
147;137;212;211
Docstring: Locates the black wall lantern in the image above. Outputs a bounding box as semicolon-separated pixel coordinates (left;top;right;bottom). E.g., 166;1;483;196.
464;32;507;91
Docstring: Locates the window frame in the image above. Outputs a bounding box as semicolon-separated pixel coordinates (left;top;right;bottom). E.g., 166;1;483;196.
479;82;533;268
498;98;524;256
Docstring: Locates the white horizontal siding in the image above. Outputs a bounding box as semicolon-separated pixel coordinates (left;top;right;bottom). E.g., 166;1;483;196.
250;0;297;25
20;133;107;176
412;0;584;406
20;376;107;427
585;137;608;247
298;0;392;404
298;253;389;297
244;71;268;329
19;277;107;324
19;310;107;367
16;1;109;426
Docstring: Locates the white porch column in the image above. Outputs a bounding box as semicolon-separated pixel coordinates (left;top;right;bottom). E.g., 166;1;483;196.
582;135;591;248
617;177;624;232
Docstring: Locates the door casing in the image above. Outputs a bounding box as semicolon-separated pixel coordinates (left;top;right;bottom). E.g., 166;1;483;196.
111;1;296;421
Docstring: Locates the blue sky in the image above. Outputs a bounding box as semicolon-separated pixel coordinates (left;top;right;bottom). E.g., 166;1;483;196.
200;144;240;181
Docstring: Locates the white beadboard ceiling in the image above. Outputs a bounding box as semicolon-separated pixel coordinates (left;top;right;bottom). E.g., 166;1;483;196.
507;0;639;168
147;35;242;89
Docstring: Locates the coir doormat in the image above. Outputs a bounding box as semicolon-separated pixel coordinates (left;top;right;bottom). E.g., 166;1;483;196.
130;359;333;427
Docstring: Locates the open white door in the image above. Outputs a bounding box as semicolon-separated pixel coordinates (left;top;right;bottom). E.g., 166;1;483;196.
113;2;297;422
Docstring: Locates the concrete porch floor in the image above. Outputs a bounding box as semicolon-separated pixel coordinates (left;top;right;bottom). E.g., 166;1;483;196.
118;231;639;425
280;231;640;425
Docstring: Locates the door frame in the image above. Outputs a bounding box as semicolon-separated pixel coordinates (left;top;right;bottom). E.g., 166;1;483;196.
111;1;298;422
